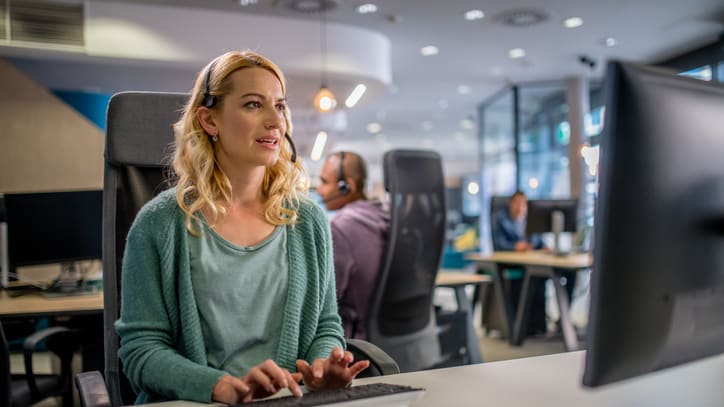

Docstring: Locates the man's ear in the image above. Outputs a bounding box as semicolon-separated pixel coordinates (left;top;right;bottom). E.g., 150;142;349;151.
346;177;358;194
196;107;217;136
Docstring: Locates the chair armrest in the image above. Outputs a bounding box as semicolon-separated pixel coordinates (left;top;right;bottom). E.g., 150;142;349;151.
23;326;79;398
346;339;400;377
76;371;112;407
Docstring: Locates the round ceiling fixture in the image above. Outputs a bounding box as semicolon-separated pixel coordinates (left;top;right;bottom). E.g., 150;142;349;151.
285;0;338;13
494;8;549;27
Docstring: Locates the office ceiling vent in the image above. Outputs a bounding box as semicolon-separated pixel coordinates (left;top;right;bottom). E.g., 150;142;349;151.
9;0;84;47
494;8;549;27
284;0;338;14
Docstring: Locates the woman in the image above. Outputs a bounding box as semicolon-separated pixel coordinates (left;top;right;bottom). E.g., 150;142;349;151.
116;51;368;404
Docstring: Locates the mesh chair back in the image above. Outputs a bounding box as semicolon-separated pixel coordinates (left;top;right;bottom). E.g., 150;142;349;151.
367;149;446;372
102;92;187;406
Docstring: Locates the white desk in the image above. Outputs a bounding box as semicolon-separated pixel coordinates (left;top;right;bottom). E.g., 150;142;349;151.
140;351;724;406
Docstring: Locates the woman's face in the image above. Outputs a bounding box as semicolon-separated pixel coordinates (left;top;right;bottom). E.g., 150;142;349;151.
211;67;287;173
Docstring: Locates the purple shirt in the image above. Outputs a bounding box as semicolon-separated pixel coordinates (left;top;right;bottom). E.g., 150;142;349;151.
330;199;389;339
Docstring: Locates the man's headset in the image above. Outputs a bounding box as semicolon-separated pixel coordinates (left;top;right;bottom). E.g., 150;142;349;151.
201;61;297;163
323;151;352;203
336;151;351;195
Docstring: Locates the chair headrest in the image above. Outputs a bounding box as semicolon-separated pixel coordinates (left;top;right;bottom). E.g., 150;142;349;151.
383;149;443;194
105;92;188;167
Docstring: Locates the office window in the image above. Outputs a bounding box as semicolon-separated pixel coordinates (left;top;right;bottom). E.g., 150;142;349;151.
477;88;515;252
718;62;724;83
517;83;570;200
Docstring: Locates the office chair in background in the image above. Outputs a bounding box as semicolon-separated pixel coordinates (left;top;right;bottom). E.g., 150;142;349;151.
363;149;451;372
74;92;396;407
1;320;79;407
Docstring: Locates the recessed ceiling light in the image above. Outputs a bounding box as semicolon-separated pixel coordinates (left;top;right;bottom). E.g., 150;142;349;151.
464;9;484;21
238;0;258;5
457;85;471;95
508;48;526;59
420;45;439;56
356;3;377;14
564;17;583;28
366;122;382;134
604;37;617;47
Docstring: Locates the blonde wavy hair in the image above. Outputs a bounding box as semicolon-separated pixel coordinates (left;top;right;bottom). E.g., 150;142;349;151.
172;50;308;234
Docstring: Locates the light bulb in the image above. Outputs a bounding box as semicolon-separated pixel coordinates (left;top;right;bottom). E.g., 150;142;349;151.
314;87;337;112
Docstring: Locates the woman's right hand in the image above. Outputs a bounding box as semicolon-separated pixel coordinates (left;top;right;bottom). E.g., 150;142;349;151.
212;360;303;404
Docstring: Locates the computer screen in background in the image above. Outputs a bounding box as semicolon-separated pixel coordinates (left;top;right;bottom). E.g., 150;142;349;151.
2;190;103;291
584;61;724;387
526;198;578;255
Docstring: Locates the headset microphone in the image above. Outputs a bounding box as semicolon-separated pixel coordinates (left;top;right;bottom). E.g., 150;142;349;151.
322;191;346;204
285;133;297;163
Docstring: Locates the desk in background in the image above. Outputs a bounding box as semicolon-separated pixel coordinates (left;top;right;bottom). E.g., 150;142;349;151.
435;270;491;365
137;351;724;406
0;290;103;317
466;251;592;351
0;290;104;372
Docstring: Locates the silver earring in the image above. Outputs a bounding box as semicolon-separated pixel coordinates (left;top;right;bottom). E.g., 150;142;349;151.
211;133;218;143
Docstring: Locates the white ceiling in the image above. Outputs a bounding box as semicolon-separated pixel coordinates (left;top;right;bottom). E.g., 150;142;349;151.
3;0;723;185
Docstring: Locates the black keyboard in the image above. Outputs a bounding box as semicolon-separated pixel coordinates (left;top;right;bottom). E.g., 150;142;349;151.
247;382;424;406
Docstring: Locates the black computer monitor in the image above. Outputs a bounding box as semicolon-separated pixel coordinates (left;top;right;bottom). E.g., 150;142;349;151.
583;61;724;387
526;199;578;235
2;190;102;286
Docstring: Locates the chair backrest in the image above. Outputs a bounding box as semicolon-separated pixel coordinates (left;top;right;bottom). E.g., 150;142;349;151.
102;92;188;406
366;149;446;372
0;321;11;407
489;195;510;251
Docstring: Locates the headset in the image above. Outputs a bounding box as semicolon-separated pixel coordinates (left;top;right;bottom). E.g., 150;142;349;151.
201;62;217;108
336;151;351;195
201;61;297;162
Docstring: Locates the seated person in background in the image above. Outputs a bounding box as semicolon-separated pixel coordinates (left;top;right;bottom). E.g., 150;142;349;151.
492;191;544;251
316;151;389;340
491;191;547;335
116;51;368;405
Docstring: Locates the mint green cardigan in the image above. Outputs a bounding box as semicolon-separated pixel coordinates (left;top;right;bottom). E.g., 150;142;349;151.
115;189;344;404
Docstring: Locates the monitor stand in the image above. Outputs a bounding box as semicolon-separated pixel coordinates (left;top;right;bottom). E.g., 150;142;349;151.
0;222;8;288
551;210;568;257
45;262;87;296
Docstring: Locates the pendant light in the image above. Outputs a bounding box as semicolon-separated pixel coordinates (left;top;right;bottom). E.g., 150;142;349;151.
314;8;337;112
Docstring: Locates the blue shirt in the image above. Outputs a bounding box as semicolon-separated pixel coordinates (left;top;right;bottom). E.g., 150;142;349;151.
491;208;543;251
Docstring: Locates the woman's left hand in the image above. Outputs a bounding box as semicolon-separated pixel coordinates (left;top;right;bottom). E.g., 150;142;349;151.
295;347;370;391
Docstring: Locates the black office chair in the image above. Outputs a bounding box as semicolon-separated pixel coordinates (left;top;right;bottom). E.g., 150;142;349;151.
75;92;396;407
363;149;448;372
1;320;79;407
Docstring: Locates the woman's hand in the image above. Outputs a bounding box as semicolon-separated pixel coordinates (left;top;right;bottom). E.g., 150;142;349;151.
295;347;370;391
212;359;303;404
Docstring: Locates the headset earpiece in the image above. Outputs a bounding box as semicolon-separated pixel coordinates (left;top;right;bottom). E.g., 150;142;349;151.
337;151;351;195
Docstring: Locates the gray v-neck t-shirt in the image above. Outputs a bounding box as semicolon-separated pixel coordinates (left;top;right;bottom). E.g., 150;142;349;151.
189;223;288;376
